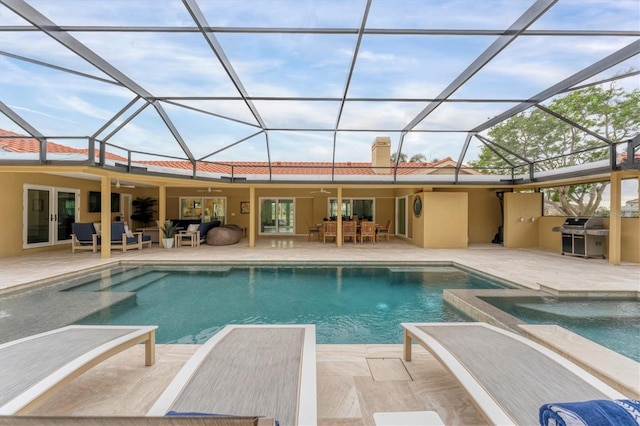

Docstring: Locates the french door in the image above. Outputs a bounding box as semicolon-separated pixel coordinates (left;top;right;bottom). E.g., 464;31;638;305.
23;184;79;248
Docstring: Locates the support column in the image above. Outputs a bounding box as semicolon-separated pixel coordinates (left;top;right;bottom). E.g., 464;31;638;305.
336;187;343;247
158;184;167;247
608;172;622;265
100;176;111;258
249;186;256;248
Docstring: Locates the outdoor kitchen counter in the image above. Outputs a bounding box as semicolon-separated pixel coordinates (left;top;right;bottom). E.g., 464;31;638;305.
552;227;610;236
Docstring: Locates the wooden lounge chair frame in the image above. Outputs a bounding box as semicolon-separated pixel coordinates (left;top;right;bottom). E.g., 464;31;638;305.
70;222;100;253
402;322;626;426
0;325;157;415
111;222;151;252
148;324;316;426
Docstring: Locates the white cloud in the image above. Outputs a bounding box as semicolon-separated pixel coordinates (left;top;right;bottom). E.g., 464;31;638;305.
1;0;636;165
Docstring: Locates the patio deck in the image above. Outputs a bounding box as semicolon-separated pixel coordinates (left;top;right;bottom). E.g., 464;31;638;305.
0;237;638;424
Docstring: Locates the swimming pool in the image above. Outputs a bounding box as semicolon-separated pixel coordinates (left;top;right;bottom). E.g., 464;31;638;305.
67;264;507;344
483;296;640;362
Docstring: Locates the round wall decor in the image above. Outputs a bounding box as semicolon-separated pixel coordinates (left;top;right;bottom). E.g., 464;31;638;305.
413;195;422;217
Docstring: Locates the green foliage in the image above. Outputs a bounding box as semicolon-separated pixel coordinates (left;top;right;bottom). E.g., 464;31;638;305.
159;220;179;239
131;197;157;226
391;151;408;162
469;81;639;216
409;153;426;162
391;152;428;163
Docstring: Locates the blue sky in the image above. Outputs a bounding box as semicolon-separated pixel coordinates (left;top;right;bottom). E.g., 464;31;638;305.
0;0;638;168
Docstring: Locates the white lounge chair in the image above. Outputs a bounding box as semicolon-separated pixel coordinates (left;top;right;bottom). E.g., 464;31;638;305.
0;325;157;415
402;322;627;426
0;415;271;425
148;325;316;426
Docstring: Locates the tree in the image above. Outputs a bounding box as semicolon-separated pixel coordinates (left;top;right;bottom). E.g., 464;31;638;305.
391;151;407;162
391;152;427;163
131;197;157;226
469;81;640;216
409;153;426;162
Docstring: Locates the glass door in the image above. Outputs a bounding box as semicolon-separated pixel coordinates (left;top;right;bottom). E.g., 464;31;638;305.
56;189;76;242
24;185;78;248
395;196;407;238
260;198;294;234
203;197;226;224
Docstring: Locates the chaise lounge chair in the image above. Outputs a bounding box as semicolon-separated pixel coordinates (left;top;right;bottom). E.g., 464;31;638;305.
0;325;157;415
402;322;627;426
70;222;100;253
0;416;272;425
148;324;317;426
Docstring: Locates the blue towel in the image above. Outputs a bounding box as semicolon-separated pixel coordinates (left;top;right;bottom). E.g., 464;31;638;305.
539;399;640;426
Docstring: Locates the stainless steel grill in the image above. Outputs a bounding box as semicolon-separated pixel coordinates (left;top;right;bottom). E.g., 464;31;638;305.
552;217;608;258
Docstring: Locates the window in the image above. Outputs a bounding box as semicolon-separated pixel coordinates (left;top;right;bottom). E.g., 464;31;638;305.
328;198;374;221
180;197;226;223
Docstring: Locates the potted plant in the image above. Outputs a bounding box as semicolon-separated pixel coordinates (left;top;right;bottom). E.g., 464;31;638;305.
131;197;157;227
159;220;179;248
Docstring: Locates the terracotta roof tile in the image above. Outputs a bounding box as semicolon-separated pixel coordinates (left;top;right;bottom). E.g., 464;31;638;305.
0;129;127;161
1;129;464;175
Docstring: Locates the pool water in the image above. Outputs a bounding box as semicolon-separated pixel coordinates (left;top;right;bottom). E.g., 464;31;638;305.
484;297;640;362
68;265;505;344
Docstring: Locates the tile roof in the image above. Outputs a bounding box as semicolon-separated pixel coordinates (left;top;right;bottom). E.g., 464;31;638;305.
1;129;469;175
0;129;127;161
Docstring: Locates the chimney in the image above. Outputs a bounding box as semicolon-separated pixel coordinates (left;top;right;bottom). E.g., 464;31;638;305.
371;136;391;174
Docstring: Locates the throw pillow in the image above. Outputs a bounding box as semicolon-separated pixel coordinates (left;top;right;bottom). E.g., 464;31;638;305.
123;223;134;238
187;223;200;233
93;222;101;235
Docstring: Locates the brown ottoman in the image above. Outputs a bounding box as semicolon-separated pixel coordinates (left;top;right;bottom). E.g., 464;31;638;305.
206;225;243;246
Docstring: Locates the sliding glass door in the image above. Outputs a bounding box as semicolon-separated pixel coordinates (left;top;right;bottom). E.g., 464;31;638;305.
260;198;294;234
23;185;78;248
395;196;407;238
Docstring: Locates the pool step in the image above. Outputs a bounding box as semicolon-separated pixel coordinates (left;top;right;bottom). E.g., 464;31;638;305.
103;271;170;293
65;268;159;292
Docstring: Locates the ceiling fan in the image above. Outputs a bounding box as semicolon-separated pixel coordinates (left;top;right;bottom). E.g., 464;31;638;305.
310;188;331;194
112;179;135;189
196;187;223;193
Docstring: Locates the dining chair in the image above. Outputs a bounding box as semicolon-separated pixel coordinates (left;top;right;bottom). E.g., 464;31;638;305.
323;221;337;244
376;220;392;241
359;221;376;244
342;221;357;244
306;220;320;241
